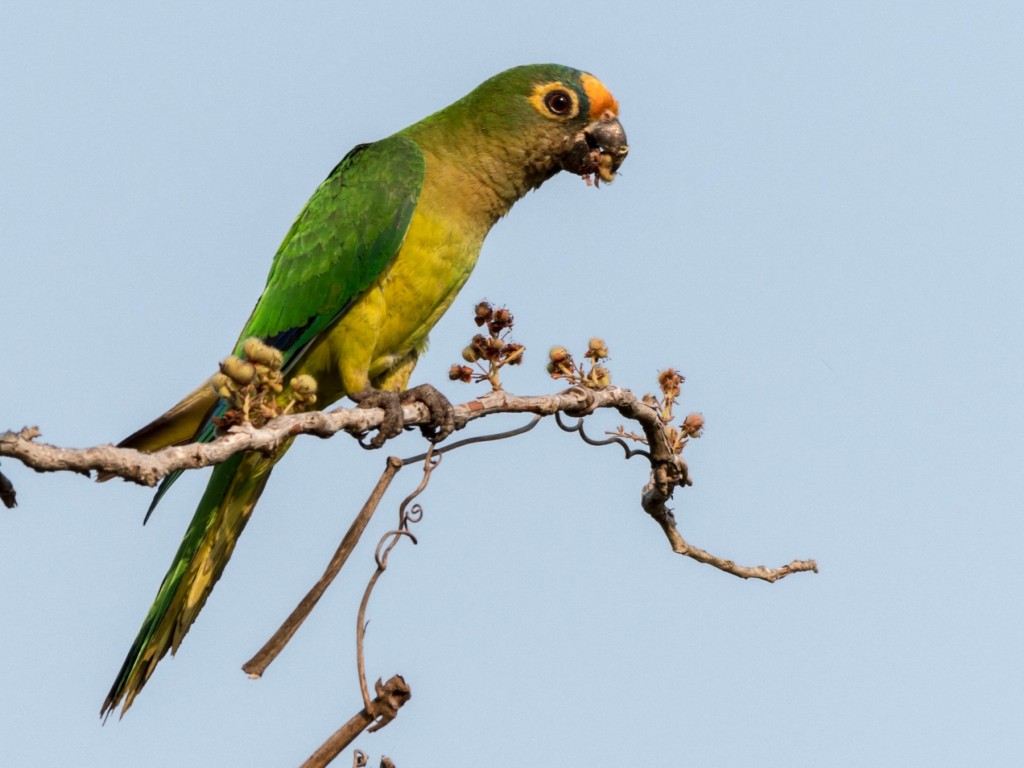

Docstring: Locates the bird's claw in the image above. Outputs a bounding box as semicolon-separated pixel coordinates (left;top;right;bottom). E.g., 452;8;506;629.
352;384;454;448
351;389;404;448
401;383;455;443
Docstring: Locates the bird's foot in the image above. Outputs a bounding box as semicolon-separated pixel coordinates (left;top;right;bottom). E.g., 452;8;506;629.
350;388;405;448
351;384;454;448
403;383;455;443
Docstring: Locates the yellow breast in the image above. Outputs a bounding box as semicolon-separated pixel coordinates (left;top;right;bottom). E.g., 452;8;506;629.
294;149;498;401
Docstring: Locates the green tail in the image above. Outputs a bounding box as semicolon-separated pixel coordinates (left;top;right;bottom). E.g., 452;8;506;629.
101;446;285;718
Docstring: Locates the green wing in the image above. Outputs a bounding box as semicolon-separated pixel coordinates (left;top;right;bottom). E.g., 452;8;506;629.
236;134;426;370
102;136;428;717
142;135;425;518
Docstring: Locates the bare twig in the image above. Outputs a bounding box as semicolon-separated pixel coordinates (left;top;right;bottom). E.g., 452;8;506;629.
400;414;541;464
298;675;411;768
300;450;438;768
639;467;818;581
247;416;532;679
355;449;435;715
555;412;651;459
243;456;405;678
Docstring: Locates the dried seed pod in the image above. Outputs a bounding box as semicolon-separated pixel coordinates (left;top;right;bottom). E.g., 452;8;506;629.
210;372;234;400
681;412;705;437
502;343;524;365
290;375;318;397
242;337;284;370
548;346;570;364
658;368;684;397
449;364;473;382
474;301;493;326
220;356;256;385
470;334;489;355
488;307;513;334
586;337;609;359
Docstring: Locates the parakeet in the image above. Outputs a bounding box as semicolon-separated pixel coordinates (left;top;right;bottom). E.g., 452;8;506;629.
101;63;627;718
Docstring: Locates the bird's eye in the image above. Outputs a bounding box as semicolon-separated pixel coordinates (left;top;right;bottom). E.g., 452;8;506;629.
544;90;573;115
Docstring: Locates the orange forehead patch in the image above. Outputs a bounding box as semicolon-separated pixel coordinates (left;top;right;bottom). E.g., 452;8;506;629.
580;73;619;120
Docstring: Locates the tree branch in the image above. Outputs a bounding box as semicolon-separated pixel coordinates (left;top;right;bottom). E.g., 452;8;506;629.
1;388;621;486
1;385;817;581
642;474;818;581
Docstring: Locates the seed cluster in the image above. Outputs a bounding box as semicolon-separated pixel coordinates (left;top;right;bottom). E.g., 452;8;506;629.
449;302;524;391
546;337;611;389
210;338;319;429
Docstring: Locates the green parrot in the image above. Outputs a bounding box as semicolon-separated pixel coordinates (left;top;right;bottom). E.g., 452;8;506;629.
101;63;627;718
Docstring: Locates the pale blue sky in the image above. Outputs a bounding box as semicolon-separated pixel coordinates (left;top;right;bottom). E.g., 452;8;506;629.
2;2;1023;766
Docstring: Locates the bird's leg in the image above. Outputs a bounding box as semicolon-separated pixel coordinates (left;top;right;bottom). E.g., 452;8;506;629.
350;384;454;448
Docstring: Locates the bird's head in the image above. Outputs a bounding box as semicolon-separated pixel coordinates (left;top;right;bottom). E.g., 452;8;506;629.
410;64;628;193
521;65;629;187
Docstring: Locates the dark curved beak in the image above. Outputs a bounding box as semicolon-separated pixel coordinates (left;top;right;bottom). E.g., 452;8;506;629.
563;114;629;184
585;115;629;179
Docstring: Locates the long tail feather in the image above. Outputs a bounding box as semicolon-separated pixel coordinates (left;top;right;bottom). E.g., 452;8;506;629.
120;383;220;454
96;383;219;488
101;442;290;718
142;400;229;524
